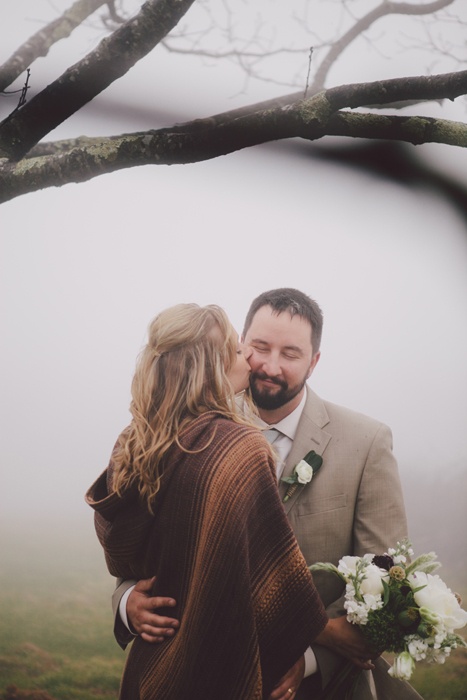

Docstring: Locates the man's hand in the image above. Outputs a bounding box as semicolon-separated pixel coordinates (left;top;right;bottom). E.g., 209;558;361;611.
315;616;378;670
127;577;179;643
268;655;305;700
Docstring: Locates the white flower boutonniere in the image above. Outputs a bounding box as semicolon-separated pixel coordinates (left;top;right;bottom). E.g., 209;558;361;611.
281;450;323;502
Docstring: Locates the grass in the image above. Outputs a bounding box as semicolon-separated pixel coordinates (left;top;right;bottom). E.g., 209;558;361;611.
1;519;466;699
0;520;126;700
0;593;124;698
410;651;467;700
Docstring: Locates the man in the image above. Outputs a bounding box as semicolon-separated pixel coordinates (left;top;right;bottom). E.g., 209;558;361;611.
111;289;422;700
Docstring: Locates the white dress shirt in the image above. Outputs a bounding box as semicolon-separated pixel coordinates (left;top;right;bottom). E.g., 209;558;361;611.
256;392;306;480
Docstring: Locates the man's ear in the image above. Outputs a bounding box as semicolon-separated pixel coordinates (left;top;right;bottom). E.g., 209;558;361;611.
306;351;320;379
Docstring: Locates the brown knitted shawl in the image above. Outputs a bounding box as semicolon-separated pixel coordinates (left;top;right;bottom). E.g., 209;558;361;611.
86;412;327;700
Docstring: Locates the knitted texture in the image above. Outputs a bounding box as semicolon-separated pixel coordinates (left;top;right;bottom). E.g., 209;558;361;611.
86;412;327;700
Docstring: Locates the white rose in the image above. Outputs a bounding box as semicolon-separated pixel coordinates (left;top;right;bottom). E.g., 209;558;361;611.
338;556;360;578
360;563;388;597
295;460;314;484
388;652;415;680
408;572;467;633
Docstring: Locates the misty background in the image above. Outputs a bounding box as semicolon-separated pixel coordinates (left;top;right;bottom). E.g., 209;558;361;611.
1;1;467;594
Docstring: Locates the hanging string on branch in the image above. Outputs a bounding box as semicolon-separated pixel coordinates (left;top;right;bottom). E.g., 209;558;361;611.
304;47;313;98
1;68;31;124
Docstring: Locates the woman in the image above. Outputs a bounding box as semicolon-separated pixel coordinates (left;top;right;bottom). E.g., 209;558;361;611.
86;303;328;700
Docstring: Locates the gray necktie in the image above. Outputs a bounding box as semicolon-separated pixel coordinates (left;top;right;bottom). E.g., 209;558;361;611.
263;428;281;445
263;428;284;479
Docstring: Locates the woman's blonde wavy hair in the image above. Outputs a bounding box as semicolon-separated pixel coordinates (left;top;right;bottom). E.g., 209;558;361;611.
112;303;250;510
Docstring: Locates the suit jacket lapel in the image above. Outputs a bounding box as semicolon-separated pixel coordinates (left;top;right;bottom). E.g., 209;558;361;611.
280;387;332;513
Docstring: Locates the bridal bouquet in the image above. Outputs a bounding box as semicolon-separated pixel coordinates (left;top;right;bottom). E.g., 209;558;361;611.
311;540;467;685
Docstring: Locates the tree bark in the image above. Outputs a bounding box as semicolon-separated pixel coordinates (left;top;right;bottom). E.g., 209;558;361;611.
0;0;197;161
0;0;109;93
2;72;467;204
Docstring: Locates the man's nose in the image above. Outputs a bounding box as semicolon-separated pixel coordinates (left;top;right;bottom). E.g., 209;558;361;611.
261;355;281;376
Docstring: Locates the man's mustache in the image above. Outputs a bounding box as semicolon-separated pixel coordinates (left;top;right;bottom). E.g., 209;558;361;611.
250;371;287;390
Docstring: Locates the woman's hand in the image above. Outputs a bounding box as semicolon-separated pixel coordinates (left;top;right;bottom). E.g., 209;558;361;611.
267;655;305;700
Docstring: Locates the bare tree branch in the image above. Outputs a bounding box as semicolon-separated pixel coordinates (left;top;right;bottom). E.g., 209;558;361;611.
311;0;457;92
324;68;467;108
147;1;463;94
0;0;109;93
326;110;467;145
0;0;197;161
2;1;467;204
2;69;466;204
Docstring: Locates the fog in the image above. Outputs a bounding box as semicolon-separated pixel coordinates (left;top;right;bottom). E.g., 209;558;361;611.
1;1;466;580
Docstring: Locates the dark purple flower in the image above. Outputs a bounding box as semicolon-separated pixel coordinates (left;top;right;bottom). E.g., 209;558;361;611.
372;554;394;571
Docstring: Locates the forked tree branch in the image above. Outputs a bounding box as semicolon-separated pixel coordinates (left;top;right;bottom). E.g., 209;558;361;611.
311;0;456;92
0;0;197;161
1;69;466;204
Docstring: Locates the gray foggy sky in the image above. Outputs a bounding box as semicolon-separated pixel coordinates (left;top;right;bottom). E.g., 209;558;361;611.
1;2;467;536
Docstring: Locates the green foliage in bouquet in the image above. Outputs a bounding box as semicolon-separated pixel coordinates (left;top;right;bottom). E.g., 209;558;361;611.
310;540;467;683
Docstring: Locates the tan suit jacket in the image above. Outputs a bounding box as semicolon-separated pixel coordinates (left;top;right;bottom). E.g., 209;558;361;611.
285;388;422;699
112;387;422;699
281;387;408;604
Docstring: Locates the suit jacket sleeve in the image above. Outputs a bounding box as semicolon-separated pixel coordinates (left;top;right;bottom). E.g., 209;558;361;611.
351;421;407;557
312;421;409;691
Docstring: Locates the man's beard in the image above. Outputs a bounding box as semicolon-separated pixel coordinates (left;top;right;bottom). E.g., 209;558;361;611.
249;370;307;411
